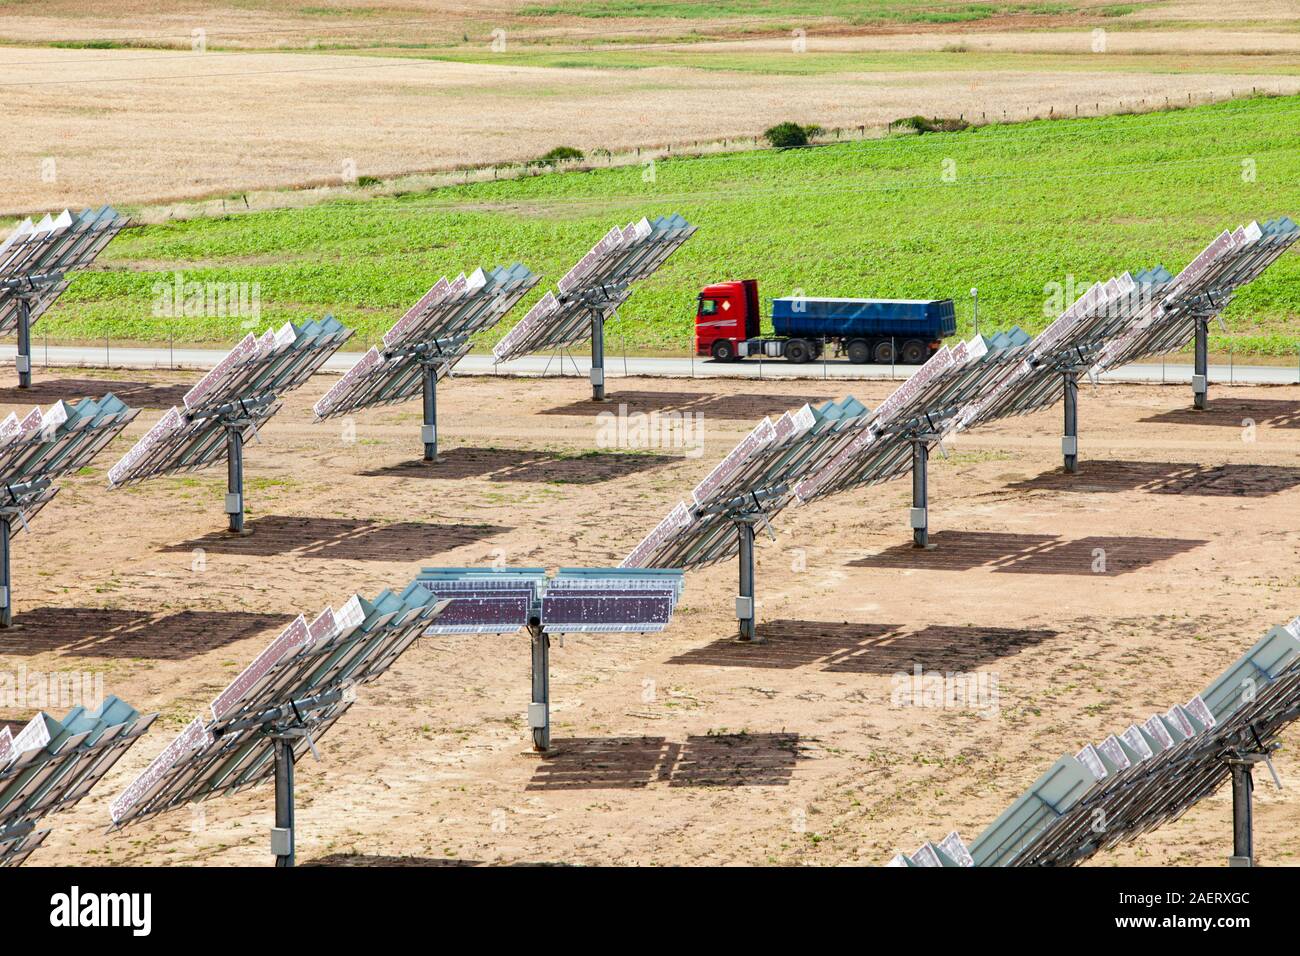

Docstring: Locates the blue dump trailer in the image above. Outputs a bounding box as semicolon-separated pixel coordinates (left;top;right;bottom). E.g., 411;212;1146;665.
696;280;957;364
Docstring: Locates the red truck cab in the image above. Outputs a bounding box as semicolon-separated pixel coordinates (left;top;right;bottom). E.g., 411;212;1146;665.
695;279;760;359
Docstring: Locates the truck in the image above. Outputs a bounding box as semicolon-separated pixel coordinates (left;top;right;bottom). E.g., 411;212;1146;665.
694;279;957;364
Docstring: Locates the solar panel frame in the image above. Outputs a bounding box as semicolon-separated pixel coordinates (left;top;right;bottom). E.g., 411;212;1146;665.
312;264;539;421
0;695;154;867
106;318;352;518
491;215;695;362
109;587;450;829
902;621;1300;867
0;206;129;337
1094;217;1299;372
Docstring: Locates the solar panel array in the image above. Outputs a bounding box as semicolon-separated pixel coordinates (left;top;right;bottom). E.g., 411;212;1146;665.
407;566;685;635
313;264;538;422
107;318;351;530
0;696;154;867
893;617;1300;867
0;393;138;532
1095;217;1300;373
491;214;694;363
0;393;138;624
0;207;128;335
408;566;685;750
620;397;873;571
794;329;1033;503
109;586;451;830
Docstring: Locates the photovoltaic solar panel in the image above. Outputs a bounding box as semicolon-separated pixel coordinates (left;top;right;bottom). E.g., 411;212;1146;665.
0;393;138;528
405;566;684;752
0;207;128;338
406;567;685;633
492;215;695;362
622;396;873;571
794;329;1032;503
109;316;351;487
1094;217;1299;372
109;586;451;829
313;264;538;421
542;568;685;633
0;696;154;867
892;618;1300;867
410;568;547;634
0;393;138;623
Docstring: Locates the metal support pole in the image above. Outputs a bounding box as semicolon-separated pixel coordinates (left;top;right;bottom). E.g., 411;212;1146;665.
271;736;295;867
910;439;929;548
1062;369;1079;474
1228;759;1254;867
736;519;758;642
590;311;606;402
1193;315;1209;411
528;621;550;751
225;427;244;534
16;297;31;389
0;516;10;628
421;363;439;462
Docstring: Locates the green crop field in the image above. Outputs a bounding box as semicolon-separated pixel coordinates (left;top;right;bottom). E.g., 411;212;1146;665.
32;93;1300;357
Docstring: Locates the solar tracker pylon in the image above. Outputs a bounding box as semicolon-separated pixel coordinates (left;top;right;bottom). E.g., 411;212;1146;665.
15;297;31;389
698;485;787;643
1227;748;1273;866
1193;313;1210;411
1062;370;1079;474
0;286;42;388
410;566;685;750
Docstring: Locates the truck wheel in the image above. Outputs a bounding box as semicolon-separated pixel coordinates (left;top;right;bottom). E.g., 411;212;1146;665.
785;339;813;364
846;340;870;364
901;339;927;364
711;340;736;362
873;340;896;364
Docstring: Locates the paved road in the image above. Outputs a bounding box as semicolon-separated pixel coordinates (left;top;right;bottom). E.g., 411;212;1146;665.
2;343;1298;386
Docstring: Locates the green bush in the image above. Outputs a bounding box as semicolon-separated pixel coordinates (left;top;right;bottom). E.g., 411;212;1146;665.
528;145;586;167
763;122;820;149
889;115;971;134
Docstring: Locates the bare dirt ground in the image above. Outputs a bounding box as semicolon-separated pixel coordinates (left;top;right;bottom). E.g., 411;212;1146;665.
4;44;1298;217
3;366;1299;866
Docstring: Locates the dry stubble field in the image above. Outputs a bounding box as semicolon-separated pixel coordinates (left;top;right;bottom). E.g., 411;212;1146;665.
2;366;1298;866
3;1;1300;214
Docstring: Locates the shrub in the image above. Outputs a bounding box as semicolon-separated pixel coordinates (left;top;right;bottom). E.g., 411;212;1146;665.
528;145;585;167
763;122;820;149
889;115;972;134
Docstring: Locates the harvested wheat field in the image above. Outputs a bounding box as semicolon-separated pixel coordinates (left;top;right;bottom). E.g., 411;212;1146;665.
4;0;1300;216
4;366;1298;866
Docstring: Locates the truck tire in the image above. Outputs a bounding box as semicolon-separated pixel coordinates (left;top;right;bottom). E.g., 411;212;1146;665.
785;339;813;364
873;340;896;364
846;339;871;364
901;339;927;364
711;339;737;362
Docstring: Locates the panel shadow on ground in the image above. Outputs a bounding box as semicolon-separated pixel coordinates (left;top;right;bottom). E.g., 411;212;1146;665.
160;515;508;560
823;624;1059;675
1009;460;1300;497
991;535;1206;575
852;531;1204;575
363;447;676;484
526;733;812;791
1142;399;1300;429
0;378;191;408
0;607;294;659
540;390;833;420
668;621;900;669
850;531;1060;571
